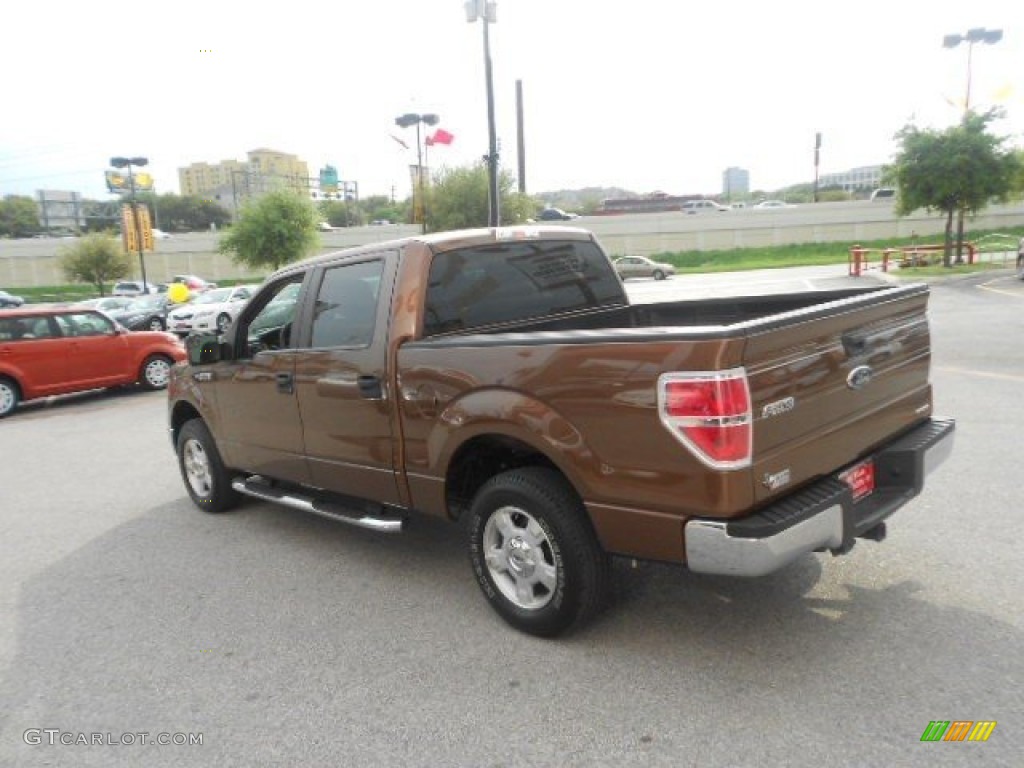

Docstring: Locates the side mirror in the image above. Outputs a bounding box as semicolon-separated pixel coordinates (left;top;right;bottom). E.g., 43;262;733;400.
186;333;225;365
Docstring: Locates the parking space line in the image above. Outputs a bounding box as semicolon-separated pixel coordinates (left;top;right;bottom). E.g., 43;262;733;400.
936;366;1024;384
976;276;1023;298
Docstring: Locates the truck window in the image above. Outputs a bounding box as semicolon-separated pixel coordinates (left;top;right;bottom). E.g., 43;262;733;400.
310;260;383;349
424;240;624;336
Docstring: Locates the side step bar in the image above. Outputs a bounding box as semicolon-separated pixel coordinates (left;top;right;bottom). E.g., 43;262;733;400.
231;477;404;533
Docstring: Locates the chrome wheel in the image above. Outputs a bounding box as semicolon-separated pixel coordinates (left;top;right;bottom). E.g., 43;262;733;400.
0;379;18;417
182;437;213;498
148;317;164;331
216;313;231;334
482;505;558;610
141;356;171;389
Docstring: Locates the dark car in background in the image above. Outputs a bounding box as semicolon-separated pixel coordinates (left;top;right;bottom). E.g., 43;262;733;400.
0;290;25;308
107;294;183;332
537;207;579;221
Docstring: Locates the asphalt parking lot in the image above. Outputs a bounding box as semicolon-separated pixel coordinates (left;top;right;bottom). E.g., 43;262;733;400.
0;268;1021;767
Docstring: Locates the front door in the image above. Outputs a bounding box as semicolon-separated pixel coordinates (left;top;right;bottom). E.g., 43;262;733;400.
207;274;310;484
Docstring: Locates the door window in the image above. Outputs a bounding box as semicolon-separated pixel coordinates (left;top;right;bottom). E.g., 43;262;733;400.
310;261;383;349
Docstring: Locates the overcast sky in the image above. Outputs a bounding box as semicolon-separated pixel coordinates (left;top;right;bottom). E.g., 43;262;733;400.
1;0;1020;204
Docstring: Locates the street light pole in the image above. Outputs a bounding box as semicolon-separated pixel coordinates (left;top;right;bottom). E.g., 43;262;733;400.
395;112;440;234
466;0;500;227
943;28;1002;263
111;156;149;291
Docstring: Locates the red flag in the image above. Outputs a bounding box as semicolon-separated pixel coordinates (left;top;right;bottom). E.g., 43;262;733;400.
390;134;409;149
427;128;454;146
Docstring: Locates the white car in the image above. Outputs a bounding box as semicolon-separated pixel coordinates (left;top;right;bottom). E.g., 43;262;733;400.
167;285;258;336
152;228;172;239
680;200;731;214
753;200;793;209
112;280;160;296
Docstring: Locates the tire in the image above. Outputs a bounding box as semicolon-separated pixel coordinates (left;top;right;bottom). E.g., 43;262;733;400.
147;317;165;331
466;467;610;637
216;313;232;334
176;419;240;513
0;377;20;418
139;354;173;390
653;270;666;281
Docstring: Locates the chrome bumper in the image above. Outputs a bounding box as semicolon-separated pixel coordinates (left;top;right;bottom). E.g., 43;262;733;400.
684;418;955;577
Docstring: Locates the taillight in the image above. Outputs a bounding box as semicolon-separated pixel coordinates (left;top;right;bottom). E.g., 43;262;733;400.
657;369;752;469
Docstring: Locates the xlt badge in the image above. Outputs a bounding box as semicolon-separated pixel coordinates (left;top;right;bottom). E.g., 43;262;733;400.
762;397;795;419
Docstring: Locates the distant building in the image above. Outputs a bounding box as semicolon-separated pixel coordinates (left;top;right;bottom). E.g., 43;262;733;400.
36;190;86;233
818;165;883;193
722;167;750;199
178;149;311;217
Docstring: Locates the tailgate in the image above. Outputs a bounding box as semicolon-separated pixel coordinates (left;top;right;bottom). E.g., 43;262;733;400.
744;284;933;505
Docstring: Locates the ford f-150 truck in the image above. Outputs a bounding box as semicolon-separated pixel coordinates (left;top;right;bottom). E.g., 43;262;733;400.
168;226;954;636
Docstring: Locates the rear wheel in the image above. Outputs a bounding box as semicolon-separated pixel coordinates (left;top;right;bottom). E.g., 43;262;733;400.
176;419;240;513
139;354;173;390
467;467;610;637
0;377;20;418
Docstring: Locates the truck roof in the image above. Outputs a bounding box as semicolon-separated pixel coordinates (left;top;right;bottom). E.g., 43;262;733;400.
281;225;596;277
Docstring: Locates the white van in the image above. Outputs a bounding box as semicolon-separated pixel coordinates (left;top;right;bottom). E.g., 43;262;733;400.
870;188;896;201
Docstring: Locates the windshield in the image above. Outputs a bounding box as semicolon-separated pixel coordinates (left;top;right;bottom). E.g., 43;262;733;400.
196;288;232;304
126;295;164;311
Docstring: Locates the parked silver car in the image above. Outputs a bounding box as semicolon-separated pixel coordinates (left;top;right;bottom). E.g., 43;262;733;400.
613;256;676;281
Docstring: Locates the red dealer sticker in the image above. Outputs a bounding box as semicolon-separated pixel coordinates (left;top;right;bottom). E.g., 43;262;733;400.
841;459;875;501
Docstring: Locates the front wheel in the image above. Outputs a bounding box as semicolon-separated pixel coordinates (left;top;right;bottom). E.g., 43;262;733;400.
139;354;173;390
147;317;165;331
653;269;666;281
467;467;610;637
176;419;240;513
216;313;232;334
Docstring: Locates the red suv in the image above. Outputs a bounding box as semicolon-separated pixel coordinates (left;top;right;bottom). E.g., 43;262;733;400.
0;307;185;417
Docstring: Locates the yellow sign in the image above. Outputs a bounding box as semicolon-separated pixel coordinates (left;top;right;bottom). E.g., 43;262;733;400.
121;205;155;252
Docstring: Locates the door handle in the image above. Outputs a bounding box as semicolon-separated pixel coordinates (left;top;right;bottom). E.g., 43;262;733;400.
275;372;294;394
357;375;383;400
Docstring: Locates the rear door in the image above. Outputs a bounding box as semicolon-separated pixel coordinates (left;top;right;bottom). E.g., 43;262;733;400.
293;252;402;505
0;315;69;396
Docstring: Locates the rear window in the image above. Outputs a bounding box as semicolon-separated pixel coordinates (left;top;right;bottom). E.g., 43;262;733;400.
424;239;624;336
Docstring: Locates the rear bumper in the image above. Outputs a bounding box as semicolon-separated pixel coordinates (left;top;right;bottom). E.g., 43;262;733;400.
684;418;955;577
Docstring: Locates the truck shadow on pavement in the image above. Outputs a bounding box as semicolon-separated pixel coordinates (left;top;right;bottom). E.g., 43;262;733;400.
0;498;1019;766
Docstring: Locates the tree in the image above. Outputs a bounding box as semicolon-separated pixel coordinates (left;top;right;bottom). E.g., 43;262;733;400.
147;193;231;233
59;234;132;295
888;110;1020;267
426;163;534;232
218;189;320;271
320;200;363;228
0;195;41;238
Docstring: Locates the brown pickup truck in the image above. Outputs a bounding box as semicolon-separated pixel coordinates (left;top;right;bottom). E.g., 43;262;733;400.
168;226;954;636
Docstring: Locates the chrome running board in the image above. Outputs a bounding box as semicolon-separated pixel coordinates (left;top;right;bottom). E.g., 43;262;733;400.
231;477;404;533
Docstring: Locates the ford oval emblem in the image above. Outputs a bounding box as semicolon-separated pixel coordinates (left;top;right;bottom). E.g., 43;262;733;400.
847;365;874;390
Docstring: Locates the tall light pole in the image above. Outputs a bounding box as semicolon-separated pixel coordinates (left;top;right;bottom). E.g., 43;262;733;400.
942;27;1003;262
395;112;439;234
465;0;499;227
110;156;149;290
